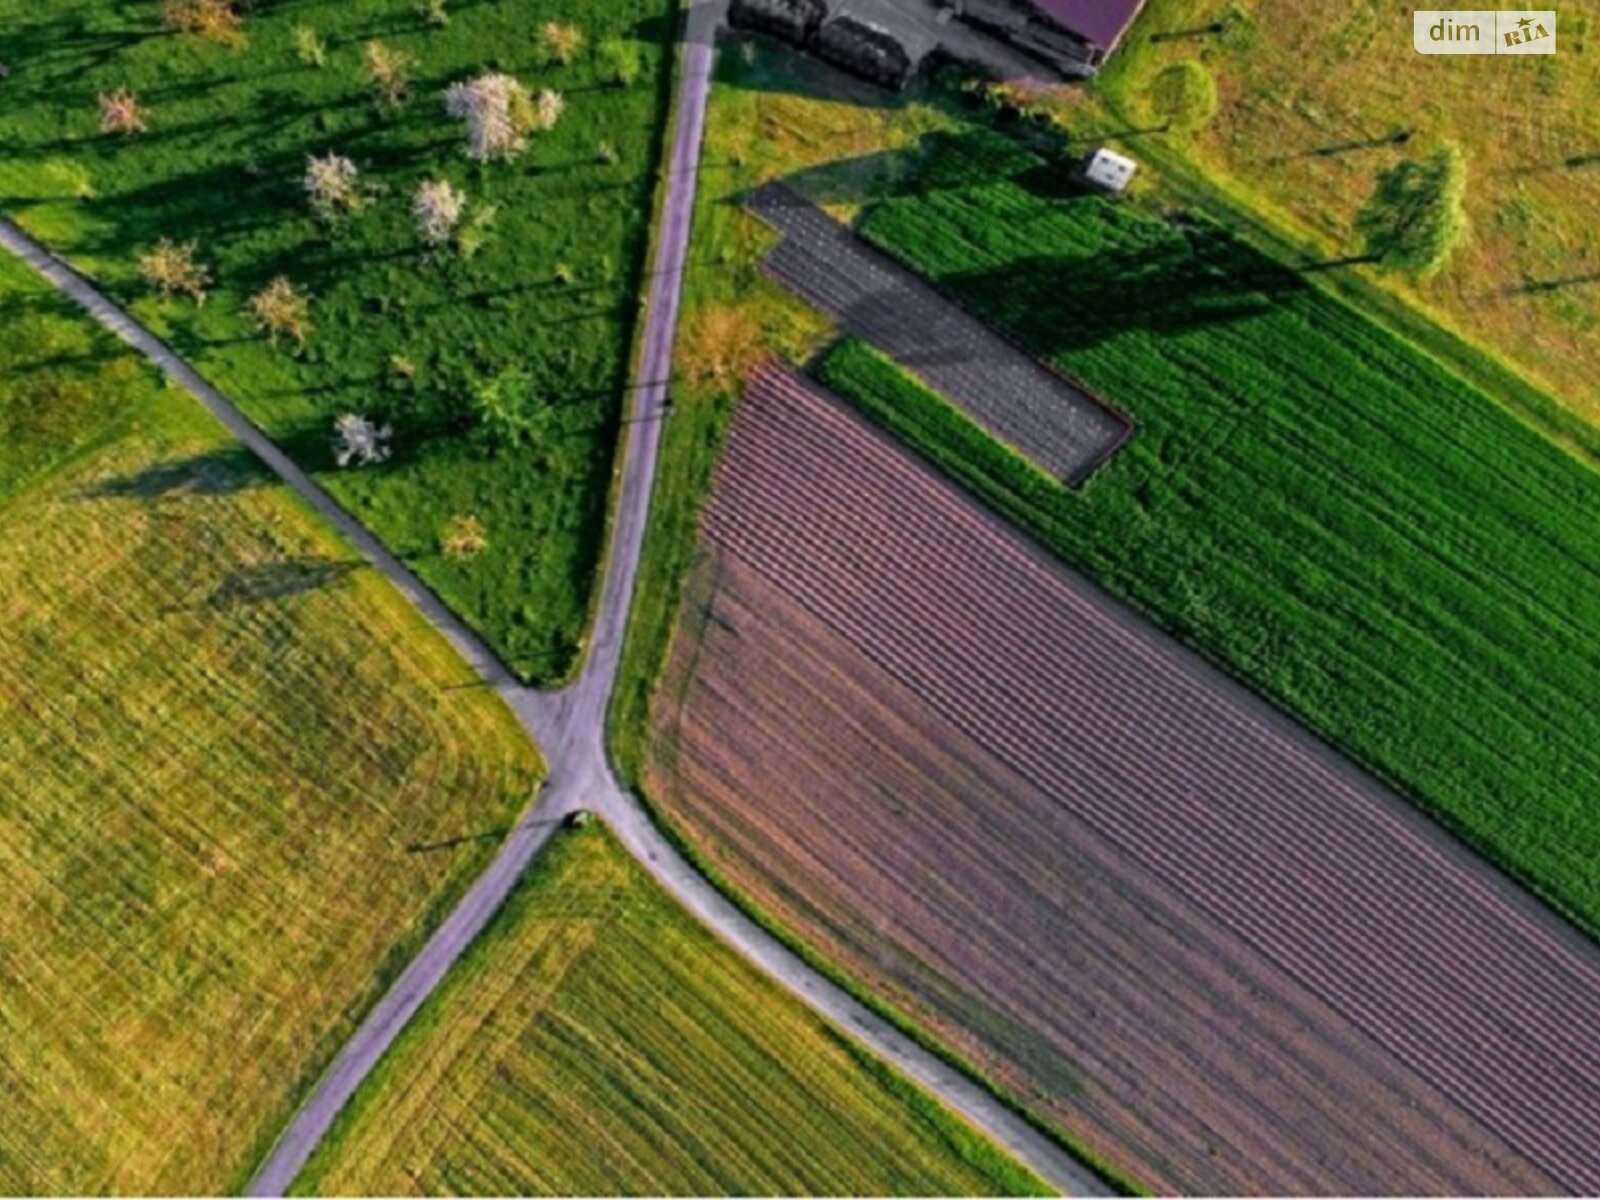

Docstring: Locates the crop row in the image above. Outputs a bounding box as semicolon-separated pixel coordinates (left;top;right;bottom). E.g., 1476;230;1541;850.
697;365;1600;1191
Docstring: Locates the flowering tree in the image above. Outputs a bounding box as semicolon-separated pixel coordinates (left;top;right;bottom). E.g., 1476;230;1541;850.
246;277;311;347
444;72;535;162
440;514;488;559
303;152;362;219
541;21;584;64
99;89;148;135
138;239;210;304
332;414;393;467
365;40;415;108
162;0;246;49
534;88;565;132
412;178;466;248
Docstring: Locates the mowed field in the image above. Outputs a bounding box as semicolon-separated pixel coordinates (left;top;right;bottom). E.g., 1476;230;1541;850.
0;256;538;1193
646;365;1600;1194
0;0;676;683
1100;0;1600;419
839;126;1600;944
294;823;1044;1197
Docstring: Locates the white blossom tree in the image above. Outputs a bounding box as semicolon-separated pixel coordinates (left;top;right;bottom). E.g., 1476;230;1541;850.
444;72;534;162
332;413;393;467
534;88;565;132
412;178;466;247
303;152;362;218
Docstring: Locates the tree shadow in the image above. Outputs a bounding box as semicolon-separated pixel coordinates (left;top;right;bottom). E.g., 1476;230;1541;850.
83;444;268;500
924;217;1308;356
1263;129;1413;165
199;557;363;611
1477;271;1600;303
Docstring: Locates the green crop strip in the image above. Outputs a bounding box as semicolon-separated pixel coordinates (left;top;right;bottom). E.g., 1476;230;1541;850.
816;127;1600;939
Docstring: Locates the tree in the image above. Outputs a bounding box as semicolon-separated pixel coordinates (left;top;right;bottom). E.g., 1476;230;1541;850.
453;203;498;259
469;366;552;449
1148;60;1218;135
331;414;393;467
541;21;584;65
365;40;415;109
440;514;488;560
1354;145;1468;279
533;88;565;133
247;277;311;347
597;37;642;86
98;88;148;135
303;152;363;219
416;0;449;28
444;72;536;162
293;26;326;68
138;239;210;304
162;0;246;49
413;178;466;247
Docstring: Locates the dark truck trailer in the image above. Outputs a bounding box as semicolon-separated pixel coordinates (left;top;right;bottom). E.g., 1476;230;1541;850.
727;0;828;45
815;16;914;90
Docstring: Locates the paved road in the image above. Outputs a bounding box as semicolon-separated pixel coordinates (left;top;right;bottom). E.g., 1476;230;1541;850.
1;3;1110;1194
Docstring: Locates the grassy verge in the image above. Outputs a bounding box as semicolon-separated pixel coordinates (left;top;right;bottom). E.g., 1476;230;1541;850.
291;822;1050;1197
0;0;678;684
0;251;540;1194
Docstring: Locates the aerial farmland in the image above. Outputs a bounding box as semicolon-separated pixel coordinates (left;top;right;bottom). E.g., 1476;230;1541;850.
4;0;1600;1195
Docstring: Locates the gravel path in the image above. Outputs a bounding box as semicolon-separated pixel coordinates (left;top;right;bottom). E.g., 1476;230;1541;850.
1;5;1109;1196
747;180;1131;482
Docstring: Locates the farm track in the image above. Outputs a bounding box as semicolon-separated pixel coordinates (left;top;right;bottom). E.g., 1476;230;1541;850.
746;182;1129;483
660;363;1600;1193
0;7;1109;1196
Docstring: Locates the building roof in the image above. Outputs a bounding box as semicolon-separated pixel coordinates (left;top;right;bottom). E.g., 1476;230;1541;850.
1028;0;1146;53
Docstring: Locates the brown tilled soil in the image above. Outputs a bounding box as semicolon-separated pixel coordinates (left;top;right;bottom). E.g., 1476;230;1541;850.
645;364;1600;1196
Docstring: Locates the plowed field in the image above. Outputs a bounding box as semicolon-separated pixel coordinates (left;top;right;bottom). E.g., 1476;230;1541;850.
647;364;1600;1195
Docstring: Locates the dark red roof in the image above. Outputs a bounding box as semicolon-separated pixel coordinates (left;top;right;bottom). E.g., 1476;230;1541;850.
1029;0;1146;52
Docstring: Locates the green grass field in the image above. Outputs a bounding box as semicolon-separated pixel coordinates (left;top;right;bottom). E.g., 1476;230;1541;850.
810;125;1600;937
0;0;677;683
0;251;539;1193
292;823;1046;1197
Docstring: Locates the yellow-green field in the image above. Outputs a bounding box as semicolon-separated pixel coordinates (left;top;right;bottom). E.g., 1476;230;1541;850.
0;256;539;1193
1099;0;1600;419
293;824;1046;1197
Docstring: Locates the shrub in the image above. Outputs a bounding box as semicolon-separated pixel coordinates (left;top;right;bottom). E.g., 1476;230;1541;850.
1148;60;1218;134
